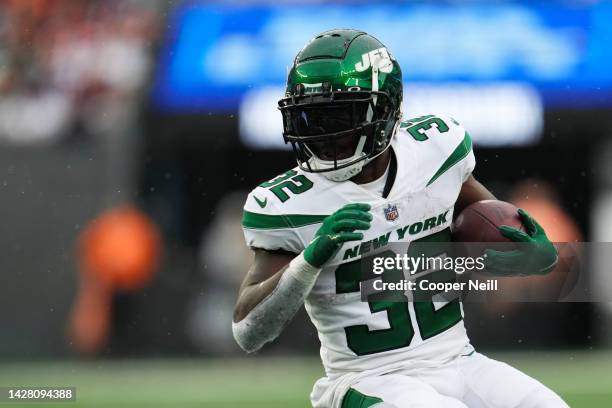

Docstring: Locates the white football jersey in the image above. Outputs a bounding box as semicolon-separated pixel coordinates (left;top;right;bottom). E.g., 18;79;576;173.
242;115;476;405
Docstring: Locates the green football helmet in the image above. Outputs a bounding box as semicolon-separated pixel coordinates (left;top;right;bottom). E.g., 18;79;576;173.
278;29;403;181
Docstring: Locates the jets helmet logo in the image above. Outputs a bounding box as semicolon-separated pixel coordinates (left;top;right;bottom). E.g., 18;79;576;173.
355;47;393;73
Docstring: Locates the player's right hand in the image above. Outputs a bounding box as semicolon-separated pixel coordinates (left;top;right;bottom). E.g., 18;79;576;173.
303;203;372;268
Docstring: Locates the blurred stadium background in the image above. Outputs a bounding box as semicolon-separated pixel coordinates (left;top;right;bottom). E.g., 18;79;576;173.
1;0;612;406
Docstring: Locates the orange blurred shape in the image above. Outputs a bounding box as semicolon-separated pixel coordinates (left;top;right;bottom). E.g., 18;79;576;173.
510;180;582;243
513;198;582;243
78;205;162;291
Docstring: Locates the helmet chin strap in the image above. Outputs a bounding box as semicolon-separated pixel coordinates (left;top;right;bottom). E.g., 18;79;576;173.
307;135;367;182
317;117;401;182
366;61;379;123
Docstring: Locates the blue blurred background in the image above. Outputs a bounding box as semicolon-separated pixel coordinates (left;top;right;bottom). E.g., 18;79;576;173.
154;2;612;111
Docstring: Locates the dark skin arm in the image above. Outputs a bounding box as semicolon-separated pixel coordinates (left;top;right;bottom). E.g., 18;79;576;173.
454;175;496;214
233;248;296;323
233;175;494;323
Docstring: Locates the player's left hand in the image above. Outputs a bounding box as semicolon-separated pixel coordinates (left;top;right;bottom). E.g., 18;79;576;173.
484;209;558;276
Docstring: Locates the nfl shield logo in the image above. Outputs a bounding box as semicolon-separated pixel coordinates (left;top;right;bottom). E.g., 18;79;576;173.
384;204;399;221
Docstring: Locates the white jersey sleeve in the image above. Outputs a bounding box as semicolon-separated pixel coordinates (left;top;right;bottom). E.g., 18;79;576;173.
395;114;475;190
242;185;306;253
242;168;335;254
426;114;475;184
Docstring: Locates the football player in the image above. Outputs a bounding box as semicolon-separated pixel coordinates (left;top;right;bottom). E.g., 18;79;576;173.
233;30;566;408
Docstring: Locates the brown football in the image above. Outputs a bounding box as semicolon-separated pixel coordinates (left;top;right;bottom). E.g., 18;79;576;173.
452;200;525;242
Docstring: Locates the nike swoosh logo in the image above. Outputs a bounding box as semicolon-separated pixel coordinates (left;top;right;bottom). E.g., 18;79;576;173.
254;195;267;208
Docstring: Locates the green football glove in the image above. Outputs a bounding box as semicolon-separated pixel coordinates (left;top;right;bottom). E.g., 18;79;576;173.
303;203;372;268
484;208;558;276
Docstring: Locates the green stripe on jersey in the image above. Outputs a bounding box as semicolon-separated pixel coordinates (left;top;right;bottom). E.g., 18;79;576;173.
242;211;328;229
341;388;384;408
426;131;473;187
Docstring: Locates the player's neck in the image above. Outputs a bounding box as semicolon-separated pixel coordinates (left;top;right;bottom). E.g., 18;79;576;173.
351;149;391;184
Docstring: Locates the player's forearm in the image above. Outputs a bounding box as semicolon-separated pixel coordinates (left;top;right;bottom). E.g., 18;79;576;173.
455;175;496;215
232;253;320;353
233;267;286;323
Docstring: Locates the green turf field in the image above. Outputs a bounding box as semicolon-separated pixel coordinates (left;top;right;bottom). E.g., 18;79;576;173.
0;351;609;407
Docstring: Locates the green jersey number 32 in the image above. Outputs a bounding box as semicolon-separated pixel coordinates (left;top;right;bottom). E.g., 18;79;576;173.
335;229;462;356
